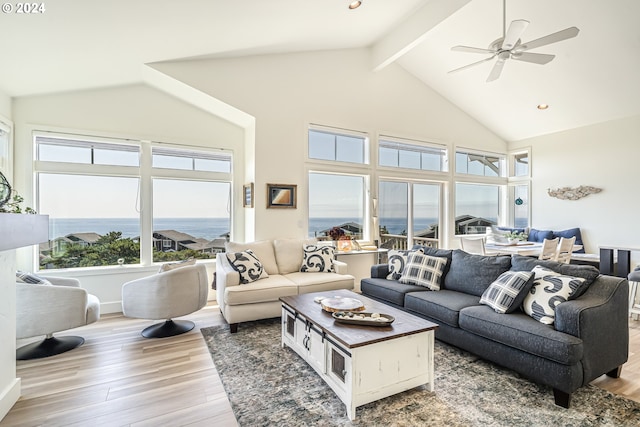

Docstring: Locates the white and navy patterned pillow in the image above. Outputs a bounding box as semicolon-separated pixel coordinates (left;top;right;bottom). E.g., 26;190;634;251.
300;244;335;273
399;252;447;291
16;271;52;285
480;271;534;314
226;249;269;284
386;249;411;280
523;265;586;325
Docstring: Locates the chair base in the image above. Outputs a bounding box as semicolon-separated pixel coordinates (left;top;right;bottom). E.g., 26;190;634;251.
141;319;195;338
17;336;85;360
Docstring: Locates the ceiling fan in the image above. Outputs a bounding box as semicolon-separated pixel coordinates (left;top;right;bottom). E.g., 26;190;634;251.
448;0;579;82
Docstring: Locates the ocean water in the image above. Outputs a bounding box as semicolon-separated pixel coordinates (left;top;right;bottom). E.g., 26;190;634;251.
50;217;439;241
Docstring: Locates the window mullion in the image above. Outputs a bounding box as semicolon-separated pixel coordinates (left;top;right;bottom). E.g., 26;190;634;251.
139;142;153;266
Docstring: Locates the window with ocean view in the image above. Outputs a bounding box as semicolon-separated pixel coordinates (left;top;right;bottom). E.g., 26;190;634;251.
454;183;500;235
378;181;440;250
308;172;365;240
35;133;232;270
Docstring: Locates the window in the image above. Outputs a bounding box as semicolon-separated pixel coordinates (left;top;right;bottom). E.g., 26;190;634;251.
308;172;365;240
308;127;368;164
152;147;231;173
456;150;504;177
511;184;529;228
35;133;232;270
378;180;440;249
512;152;529;177
152;178;230;262
455;183;500;235
379;137;447;172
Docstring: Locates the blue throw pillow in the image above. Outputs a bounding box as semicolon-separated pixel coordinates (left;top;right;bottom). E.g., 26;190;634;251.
443;250;512;297
553;228;585;253
527;228;553;242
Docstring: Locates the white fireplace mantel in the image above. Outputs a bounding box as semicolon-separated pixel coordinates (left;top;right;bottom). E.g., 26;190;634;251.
0;213;48;421
0;213;49;252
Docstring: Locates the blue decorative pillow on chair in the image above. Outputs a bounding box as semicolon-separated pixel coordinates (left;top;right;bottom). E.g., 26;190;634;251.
553;228;585;253
527;228;554;243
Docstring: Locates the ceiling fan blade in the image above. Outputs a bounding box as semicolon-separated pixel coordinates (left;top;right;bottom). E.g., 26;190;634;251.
511;52;555;65
452;45;495;55
486;58;506;82
502;19;529;50
448;54;497;74
518;26;580;51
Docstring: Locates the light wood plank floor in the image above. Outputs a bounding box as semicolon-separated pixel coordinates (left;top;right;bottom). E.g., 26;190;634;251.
3;303;640;426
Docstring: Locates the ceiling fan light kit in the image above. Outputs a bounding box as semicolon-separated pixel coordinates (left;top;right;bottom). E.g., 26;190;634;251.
449;0;579;82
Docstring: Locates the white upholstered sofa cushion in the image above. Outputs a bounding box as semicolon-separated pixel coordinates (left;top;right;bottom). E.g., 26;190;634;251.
226;240;279;275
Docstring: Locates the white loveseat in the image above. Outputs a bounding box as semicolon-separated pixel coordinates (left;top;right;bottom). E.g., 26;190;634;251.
216;239;355;332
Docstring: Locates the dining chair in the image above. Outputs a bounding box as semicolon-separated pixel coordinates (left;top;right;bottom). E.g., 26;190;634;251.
555;236;576;264
538;238;559;261
460;236;487;255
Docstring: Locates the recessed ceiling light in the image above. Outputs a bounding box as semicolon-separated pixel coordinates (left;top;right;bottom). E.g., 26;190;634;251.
537;104;549;110
349;1;362;9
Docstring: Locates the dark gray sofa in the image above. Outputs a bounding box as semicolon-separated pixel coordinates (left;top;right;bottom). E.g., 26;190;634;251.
360;249;629;408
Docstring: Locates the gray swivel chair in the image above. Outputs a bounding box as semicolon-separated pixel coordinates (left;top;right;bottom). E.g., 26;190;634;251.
121;264;209;338
16;276;101;360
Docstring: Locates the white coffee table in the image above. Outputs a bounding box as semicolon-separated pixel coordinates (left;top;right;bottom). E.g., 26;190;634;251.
280;289;438;420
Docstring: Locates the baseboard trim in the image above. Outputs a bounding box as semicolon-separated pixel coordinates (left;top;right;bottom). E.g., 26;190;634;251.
0;378;21;422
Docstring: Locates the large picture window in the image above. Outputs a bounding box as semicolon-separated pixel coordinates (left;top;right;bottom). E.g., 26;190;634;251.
35;133;232;270
455;183;501;235
308;172;365;240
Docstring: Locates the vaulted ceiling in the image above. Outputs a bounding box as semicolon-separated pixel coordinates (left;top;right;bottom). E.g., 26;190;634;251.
1;0;638;141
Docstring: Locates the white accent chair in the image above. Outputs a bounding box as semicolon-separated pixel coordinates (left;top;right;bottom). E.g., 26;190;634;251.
538;238;559;261
460;236;487;255
554;236;576;264
16;276;101;360
122;264;209;338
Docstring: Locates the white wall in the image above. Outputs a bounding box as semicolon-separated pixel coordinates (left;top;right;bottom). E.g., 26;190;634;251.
509;115;640;262
152;48;507;243
12;84;245;312
0;91;19;422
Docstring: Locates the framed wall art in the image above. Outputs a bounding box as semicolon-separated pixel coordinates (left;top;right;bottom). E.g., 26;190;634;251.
243;183;254;208
267;183;297;209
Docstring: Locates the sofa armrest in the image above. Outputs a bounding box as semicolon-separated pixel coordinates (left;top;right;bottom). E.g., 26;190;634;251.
215;253;240;304
370;264;389;279
555;275;629;383
334;259;348;274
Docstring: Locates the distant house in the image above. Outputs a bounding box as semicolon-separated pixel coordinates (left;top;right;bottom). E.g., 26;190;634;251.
454;215;495;235
317;222;363;239
49;232;103;253
152;230;226;254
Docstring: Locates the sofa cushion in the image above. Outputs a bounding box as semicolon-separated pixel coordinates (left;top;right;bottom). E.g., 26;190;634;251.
459;305;584;365
443;250;512;297
527;228;554;243
553;228;585;253
224;275;298;305
480;270;535;314
510;254;598;299
404;290;481;327
286;271;354;294
360;278;425;307
399;252;447;290
386;249;420;280
523;266;586;325
226;250;269;284
273;238;317;274
226;240;279;275
300;244;335;273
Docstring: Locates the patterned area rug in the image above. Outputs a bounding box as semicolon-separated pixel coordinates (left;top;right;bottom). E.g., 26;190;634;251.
201;319;640;426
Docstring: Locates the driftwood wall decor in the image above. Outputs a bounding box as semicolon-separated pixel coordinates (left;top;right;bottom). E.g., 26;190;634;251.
547;185;602;201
